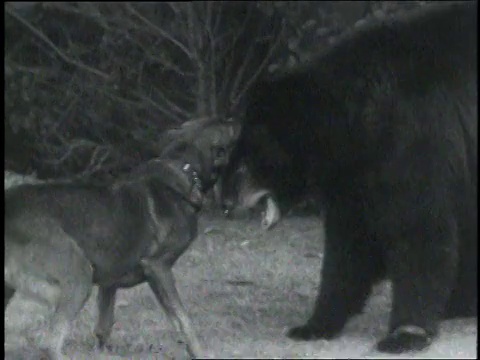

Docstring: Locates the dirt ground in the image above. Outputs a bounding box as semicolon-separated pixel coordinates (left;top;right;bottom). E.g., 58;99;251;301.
5;214;478;359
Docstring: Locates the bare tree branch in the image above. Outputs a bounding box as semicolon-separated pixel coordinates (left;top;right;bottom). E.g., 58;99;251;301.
185;2;200;61
5;61;58;77
84;145;112;174
205;2;217;116
218;6;256;96
232;21;287;108
133;90;189;123
218;6;254;60
6;1;296;179
43;139;98;165
228;38;257;106
152;87;193;119
5;5;111;80
125;2;194;60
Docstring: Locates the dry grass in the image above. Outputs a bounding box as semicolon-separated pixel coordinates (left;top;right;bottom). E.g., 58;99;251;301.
5;201;477;359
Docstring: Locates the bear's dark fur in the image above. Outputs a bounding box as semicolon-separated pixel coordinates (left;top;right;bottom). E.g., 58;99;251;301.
234;1;477;353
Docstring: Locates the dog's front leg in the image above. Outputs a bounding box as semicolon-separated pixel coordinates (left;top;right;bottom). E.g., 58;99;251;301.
141;258;204;359
95;286;117;349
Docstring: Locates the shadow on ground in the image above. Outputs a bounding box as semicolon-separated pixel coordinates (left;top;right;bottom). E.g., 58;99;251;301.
5;214;477;359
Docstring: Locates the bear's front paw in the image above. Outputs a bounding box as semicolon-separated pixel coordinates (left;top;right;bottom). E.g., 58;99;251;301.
376;325;432;353
287;322;341;341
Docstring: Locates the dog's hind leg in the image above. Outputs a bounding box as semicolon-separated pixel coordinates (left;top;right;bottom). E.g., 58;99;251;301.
4;266;84;360
141;258;205;359
95;285;117;349
5;230;93;360
39;238;93;360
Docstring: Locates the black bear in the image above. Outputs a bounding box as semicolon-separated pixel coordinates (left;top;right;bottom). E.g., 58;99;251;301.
233;1;477;354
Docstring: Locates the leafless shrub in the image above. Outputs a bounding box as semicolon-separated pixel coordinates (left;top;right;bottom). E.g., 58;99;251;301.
5;1;431;180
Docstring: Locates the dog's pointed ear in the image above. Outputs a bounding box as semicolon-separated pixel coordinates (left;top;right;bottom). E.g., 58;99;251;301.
163;117;212;144
225;117;241;142
157;117;241;157
157;119;202;156
157;132;174;152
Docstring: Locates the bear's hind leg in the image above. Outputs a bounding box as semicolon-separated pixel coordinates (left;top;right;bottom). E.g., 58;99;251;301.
378;212;459;354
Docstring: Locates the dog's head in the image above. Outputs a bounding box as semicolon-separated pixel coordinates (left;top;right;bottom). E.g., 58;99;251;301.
158;117;241;199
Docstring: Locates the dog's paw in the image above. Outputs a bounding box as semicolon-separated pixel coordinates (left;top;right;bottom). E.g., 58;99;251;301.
287;322;340;341
95;334;112;352
376;325;432;354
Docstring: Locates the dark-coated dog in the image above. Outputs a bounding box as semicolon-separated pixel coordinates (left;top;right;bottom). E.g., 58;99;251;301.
4;118;240;359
